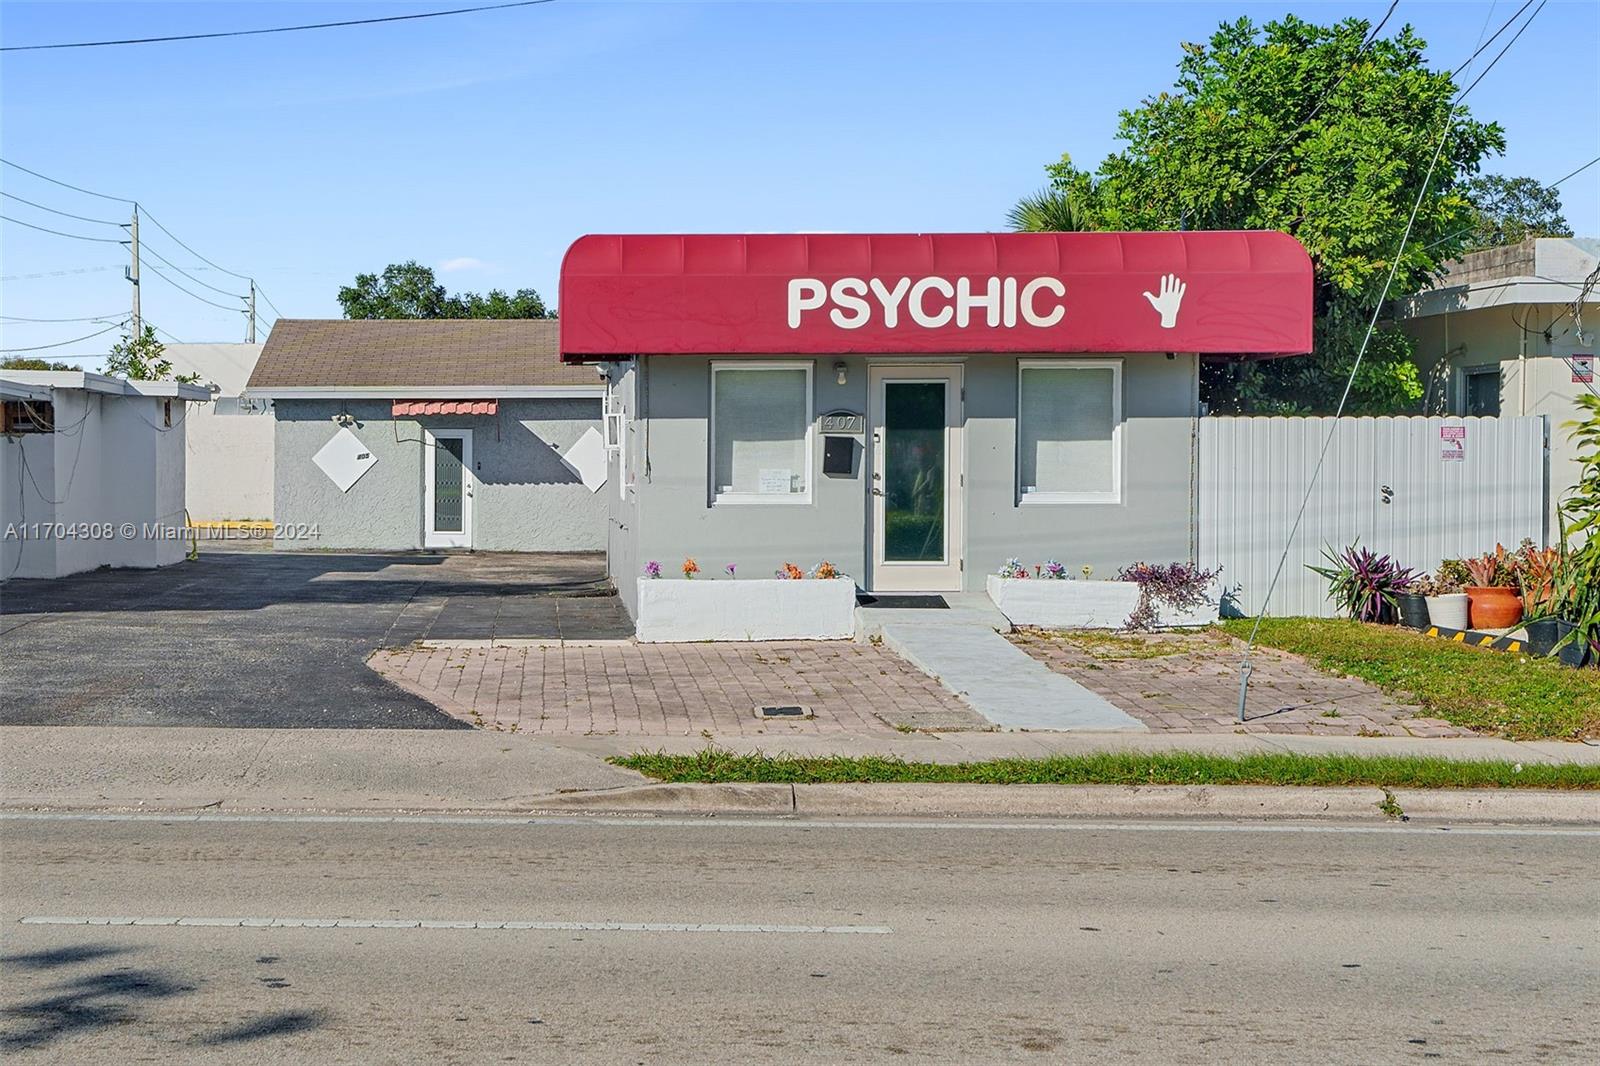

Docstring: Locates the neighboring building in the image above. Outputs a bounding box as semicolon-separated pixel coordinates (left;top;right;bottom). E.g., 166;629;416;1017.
1;370;210;579
163;342;272;522
557;231;1315;619
246;319;607;551
1397;236;1599;536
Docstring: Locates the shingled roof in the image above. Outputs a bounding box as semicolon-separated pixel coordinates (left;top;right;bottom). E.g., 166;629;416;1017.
247;319;597;391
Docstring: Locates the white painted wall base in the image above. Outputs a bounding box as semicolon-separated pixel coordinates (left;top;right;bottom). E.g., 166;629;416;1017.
635;579;857;642
986;576;1219;630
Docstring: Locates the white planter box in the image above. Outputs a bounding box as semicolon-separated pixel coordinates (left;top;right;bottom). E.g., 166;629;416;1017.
636;578;857;642
986;576;1219;630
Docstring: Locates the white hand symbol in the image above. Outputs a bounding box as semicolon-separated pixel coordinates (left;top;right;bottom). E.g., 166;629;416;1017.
1142;273;1187;329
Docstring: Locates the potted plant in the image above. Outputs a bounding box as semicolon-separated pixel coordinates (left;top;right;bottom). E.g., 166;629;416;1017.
1464;543;1523;630
1419;560;1471;630
1394;564;1430;629
1307;544;1416;625
1540;396;1600;667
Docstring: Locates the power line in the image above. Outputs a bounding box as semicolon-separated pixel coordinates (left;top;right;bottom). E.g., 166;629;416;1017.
1549;155;1599;190
0;313;125;323
0;319;127;352
140;260;248;314
1456;0;1546;100
253;284;286;320
0;158;135;204
138;239;250;300
0;190;121;226
1;264;122;282
137;206;253;282
0;213;126;243
2;0;556;52
1450;0;1535;76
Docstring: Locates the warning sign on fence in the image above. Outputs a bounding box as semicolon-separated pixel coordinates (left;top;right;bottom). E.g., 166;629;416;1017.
1440;424;1466;461
1573;354;1594;384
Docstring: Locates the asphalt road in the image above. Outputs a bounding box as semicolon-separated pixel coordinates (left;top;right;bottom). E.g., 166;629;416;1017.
0;548;628;729
3;813;1596;1064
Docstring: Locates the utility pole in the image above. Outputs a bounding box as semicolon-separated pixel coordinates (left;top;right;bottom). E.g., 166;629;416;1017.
246;279;257;343
127;206;141;336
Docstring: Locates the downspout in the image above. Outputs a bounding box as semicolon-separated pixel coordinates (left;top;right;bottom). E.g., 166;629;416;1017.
1188;353;1200;567
1518;313;1527;416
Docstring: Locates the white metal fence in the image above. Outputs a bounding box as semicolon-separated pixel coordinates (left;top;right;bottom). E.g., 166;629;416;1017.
1198;416;1547;618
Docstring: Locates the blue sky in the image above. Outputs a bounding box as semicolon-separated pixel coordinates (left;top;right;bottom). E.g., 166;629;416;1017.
3;1;1597;366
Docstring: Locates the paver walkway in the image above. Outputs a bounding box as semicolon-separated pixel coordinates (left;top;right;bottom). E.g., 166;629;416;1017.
1008;628;1473;737
370;641;990;735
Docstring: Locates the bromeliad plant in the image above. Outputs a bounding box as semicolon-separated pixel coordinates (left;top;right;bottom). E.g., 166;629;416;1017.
1464;543;1515;588
1117;561;1221;631
1553;394;1600;662
1308;544;1417;624
1514;539;1561;619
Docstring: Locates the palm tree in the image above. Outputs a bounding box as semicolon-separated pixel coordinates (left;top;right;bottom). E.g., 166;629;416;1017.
1007;188;1090;232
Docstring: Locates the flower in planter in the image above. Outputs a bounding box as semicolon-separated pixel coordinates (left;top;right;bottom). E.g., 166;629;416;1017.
1041;559;1066;580
776;562;804;580
997;558;1028;579
643;560;662;579
682;557;700;579
811;561;840;580
724;564;737;579
1119;561;1223;631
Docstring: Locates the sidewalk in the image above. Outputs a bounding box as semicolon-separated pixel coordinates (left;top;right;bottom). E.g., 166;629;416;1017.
2;726;1595;816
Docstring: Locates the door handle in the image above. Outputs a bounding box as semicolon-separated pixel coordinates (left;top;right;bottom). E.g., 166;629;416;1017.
871;488;885;497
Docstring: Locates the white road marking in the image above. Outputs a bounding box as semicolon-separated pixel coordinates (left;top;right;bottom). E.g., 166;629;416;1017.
0;811;1594;836
17;916;893;934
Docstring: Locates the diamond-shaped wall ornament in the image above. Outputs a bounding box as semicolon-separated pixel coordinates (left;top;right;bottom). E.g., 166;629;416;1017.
312;426;378;493
561;426;609;493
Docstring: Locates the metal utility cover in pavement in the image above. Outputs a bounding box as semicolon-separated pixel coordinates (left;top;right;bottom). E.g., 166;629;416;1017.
312;427;378;493
755;704;813;720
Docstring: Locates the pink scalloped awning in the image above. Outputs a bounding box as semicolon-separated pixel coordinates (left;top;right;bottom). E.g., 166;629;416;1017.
391;400;499;416
558;231;1314;359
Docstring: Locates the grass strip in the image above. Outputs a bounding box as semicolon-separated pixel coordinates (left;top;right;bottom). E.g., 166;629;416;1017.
1220;618;1600;741
611;749;1600;790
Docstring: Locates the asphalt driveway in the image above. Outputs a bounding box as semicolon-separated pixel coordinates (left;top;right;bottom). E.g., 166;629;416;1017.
0;548;631;729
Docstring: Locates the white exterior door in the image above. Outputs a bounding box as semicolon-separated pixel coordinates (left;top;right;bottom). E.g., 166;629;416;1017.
868;365;964;592
424;429;473;548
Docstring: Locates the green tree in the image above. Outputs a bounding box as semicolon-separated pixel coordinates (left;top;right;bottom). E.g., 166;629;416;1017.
338;261;552;319
1013;15;1505;414
105;324;197;382
1461;174;1571;251
1;356;79;371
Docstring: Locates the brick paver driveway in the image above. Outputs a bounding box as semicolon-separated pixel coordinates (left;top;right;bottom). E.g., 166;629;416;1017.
370;641;990;735
0;547;630;728
1008;628;1472;737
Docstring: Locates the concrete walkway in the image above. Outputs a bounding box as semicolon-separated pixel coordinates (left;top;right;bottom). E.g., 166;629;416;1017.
864;595;1146;732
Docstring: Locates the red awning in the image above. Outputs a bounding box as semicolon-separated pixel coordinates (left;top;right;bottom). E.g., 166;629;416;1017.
559;231;1313;360
391;400;499;416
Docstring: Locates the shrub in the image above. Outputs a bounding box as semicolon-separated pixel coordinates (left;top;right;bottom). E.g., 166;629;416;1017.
1308;544;1416;624
1117;561;1221;631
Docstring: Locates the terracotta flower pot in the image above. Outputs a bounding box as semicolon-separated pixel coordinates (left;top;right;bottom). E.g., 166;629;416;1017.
1466;586;1523;630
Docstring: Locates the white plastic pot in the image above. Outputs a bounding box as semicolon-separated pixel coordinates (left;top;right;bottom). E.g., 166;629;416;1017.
1423;593;1470;631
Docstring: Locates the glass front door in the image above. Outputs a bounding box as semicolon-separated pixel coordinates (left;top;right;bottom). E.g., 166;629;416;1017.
869;366;963;591
424;430;472;548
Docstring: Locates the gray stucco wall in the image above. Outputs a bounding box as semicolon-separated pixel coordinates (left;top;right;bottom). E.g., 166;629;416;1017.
274;397;604;551
612;353;1199;606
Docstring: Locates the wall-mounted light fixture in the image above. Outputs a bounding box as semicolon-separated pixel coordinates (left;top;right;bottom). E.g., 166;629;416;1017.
834;361;848;386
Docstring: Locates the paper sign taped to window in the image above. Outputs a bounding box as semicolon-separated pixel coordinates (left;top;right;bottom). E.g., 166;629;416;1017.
758;468;792;494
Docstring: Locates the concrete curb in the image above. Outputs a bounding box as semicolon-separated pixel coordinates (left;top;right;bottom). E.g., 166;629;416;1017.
523;782;1599;824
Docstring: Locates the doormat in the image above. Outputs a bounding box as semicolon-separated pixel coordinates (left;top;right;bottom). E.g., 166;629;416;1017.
856;594;949;609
